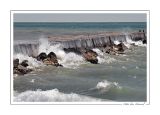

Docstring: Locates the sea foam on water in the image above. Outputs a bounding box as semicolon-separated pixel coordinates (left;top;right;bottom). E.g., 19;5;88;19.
14;89;102;102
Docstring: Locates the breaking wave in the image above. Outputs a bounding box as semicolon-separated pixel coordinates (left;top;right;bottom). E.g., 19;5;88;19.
14;38;86;69
14;35;146;69
38;38;86;68
14;89;102;102
13;54;44;69
124;35;146;47
92;48;116;64
96;80;122;92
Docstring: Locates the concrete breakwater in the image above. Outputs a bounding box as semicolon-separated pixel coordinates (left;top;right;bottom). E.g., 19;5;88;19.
14;31;146;56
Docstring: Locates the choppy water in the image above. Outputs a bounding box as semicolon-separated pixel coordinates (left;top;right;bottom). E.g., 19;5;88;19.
13;22;147;102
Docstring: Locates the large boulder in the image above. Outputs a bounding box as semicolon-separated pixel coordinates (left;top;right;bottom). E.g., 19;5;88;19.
39;52;63;67
36;52;47;61
43;57;54;65
83;49;98;64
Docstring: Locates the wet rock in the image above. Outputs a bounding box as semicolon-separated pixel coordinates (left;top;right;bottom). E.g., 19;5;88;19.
17;65;32;75
13;59;32;75
43;57;54;65
13;68;21;75
37;52;47;61
83;49;98;64
142;39;147;44
20;60;29;67
63;48;82;55
104;42;127;55
104;46;112;54
47;52;62;66
13;59;19;68
112;43;124;52
38;52;62;67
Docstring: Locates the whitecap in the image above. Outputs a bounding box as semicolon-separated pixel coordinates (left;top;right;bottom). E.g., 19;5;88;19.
14;89;102;102
96;80;122;92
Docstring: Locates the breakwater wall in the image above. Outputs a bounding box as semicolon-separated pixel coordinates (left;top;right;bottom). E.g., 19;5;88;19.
14;32;146;56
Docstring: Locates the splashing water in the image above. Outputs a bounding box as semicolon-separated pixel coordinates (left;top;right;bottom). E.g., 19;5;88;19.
14;54;44;68
96;80;122;91
92;48;116;64
124;34;146;47
38;38;86;68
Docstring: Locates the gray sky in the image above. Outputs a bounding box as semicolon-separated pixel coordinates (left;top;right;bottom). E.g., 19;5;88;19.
14;13;146;22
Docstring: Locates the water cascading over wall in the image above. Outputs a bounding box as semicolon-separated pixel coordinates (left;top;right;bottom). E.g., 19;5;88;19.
14;32;146;56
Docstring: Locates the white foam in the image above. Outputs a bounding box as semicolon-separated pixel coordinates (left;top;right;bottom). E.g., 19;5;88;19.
124;34;146;47
14;53;44;68
92;48;116;64
114;40;120;45
38;38;86;69
14;89;102;102
122;66;127;69
38;38;50;54
30;79;35;83
96;80;122;91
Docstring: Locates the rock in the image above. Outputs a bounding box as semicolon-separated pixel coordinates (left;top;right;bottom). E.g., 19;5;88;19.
47;52;60;66
104;42;127;55
48;52;57;58
20;60;29;67
13;68;21;75
43;58;54;65
104;46;112;54
83;49;98;64
112;43;124;52
63;48;82;55
142;39;147;44
38;52;63;67
37;52;47;61
13;59;19;68
13;59;32;75
14;65;32;75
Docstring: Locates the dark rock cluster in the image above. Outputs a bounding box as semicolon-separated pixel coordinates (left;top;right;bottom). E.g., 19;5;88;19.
13;59;32;75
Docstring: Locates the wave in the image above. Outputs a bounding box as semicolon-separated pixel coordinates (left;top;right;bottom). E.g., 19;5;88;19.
95;80;122;92
13;35;146;69
38;38;86;68
92;48;116;64
14;38;86;69
124;34;146;47
14;89;102;102
13;54;44;69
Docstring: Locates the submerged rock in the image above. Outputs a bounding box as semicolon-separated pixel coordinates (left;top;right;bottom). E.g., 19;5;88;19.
82;49;98;64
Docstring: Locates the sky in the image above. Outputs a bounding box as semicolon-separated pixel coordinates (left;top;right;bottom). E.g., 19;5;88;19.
14;13;146;22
